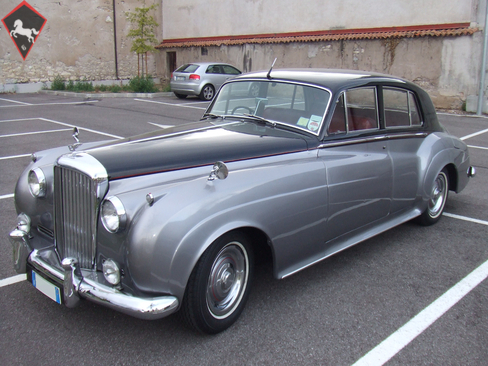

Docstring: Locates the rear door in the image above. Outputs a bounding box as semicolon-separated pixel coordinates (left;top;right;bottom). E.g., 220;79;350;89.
206;65;241;91
383;87;425;213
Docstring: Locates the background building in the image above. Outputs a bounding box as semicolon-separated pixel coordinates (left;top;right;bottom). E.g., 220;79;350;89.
0;0;486;111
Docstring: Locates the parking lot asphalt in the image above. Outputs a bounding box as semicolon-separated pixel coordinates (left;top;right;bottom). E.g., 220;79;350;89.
0;94;487;366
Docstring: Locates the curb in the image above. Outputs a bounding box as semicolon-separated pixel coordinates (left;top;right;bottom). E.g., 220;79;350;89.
39;90;174;98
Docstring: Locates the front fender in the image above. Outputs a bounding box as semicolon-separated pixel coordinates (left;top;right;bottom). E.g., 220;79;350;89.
125;151;326;301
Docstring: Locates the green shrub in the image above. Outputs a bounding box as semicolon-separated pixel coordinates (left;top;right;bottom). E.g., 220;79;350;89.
128;75;158;93
97;85;109;92
108;85;122;93
51;75;65;90
74;80;94;92
66;80;75;91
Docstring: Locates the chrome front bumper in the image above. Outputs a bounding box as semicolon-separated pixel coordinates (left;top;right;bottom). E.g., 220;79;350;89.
10;227;179;320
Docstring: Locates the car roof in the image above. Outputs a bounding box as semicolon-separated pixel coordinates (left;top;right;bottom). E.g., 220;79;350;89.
229;68;440;133
232;68;418;93
185;62;236;67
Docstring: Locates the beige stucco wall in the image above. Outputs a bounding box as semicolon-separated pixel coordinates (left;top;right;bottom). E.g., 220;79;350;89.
0;0;161;85
162;0;472;40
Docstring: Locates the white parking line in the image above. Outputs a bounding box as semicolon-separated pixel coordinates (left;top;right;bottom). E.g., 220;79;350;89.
148;122;174;129
351;212;488;366
352;258;488;366
38;117;123;139
0;274;26;288
134;98;207;110
461;128;488;141
468;145;488;151
0;153;31;161
0;128;72;139
0;193;14;200
443;212;488;226
0;101;100;108
0;97;32;105
0;117;123;140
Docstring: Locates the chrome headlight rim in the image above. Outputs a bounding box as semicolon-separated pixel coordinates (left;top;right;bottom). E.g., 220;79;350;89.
101;196;127;233
28;167;47;198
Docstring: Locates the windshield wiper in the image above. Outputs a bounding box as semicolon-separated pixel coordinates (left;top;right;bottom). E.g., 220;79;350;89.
242;113;276;127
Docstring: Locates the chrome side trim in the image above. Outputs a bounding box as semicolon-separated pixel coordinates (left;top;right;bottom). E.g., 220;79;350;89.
318;131;428;149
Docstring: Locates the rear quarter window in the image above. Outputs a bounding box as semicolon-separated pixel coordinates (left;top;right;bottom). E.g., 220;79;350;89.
384;88;423;127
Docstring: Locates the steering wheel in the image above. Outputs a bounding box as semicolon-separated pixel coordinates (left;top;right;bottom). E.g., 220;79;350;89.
231;106;252;115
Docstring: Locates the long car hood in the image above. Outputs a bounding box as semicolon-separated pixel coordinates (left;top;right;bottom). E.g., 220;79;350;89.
85;121;313;180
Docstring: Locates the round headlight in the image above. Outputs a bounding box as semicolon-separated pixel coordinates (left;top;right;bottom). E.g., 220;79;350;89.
101;196;126;233
28;168;46;197
103;259;121;285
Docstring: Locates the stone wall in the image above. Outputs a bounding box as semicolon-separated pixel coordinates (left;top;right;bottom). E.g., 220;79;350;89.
0;0;161;85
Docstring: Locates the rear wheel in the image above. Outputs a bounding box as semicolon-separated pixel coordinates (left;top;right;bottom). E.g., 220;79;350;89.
181;232;253;334
199;84;215;101
417;168;449;226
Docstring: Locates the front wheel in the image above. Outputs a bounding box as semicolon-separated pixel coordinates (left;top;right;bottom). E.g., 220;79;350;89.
181;232;254;334
417;168;449;226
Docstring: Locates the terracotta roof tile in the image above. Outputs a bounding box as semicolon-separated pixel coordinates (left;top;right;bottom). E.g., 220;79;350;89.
156;23;478;49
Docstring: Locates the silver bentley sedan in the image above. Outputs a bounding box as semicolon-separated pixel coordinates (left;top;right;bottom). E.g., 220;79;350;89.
9;69;475;334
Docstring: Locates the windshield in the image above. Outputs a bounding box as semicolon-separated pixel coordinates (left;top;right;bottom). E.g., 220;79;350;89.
207;81;331;134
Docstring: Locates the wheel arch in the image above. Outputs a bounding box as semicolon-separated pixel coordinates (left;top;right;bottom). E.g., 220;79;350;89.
443;163;458;192
166;222;274;302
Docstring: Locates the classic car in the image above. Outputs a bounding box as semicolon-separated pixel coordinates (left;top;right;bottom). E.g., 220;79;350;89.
10;68;475;334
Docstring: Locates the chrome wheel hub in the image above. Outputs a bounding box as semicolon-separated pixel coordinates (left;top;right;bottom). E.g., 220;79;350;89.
206;242;248;319
428;172;447;219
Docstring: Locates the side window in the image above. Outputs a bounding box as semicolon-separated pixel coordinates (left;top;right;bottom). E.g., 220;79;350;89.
345;87;378;131
384;88;423;127
222;65;241;75
329;93;346;134
409;93;422;125
384;88;409;127
206;65;222;74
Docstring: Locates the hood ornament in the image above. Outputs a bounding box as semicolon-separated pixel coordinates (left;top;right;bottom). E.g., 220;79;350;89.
69;127;82;151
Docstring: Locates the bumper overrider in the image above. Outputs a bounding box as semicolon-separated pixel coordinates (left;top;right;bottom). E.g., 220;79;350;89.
9;224;179;320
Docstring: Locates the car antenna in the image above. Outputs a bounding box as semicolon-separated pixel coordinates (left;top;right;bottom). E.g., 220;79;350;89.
267;58;277;79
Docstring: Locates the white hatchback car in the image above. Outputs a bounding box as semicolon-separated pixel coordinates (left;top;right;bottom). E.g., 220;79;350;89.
170;62;242;101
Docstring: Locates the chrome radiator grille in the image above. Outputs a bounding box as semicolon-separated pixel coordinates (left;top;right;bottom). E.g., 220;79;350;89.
54;166;98;269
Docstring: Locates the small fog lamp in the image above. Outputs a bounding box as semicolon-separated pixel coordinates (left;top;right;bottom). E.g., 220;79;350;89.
103;259;121;286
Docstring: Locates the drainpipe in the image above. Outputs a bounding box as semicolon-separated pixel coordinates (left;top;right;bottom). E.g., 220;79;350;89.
113;0;119;79
477;0;488;115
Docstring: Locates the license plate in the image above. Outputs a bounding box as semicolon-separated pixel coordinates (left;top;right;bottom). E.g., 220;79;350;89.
31;270;62;304
175;76;185;81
